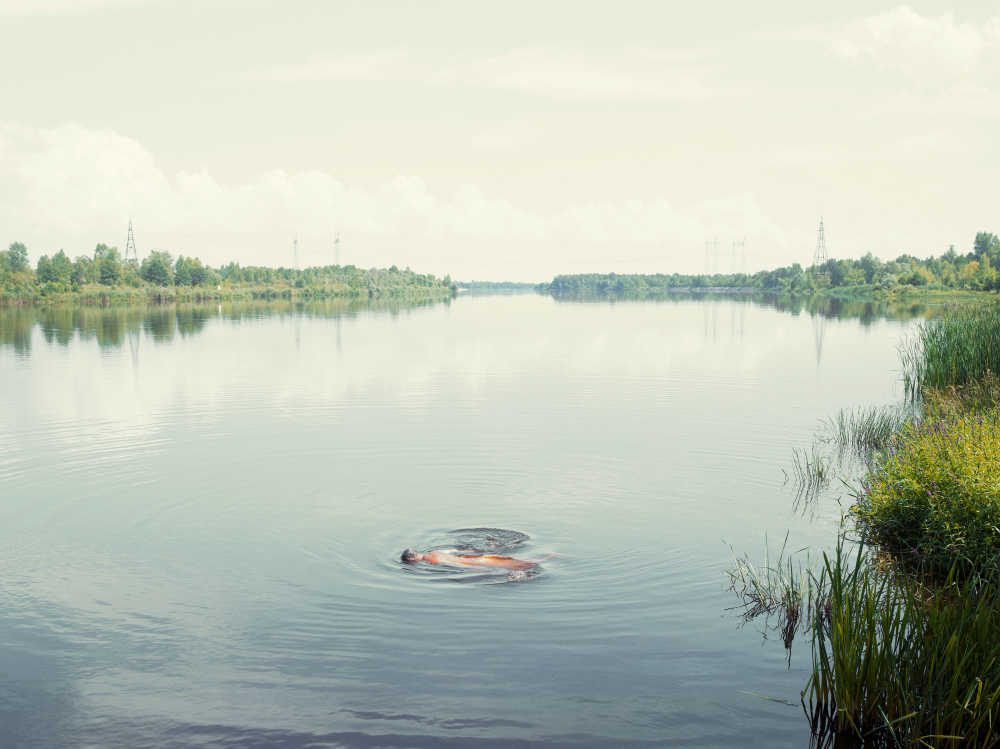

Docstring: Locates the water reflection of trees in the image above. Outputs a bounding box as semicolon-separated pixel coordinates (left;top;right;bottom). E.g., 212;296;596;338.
764;294;932;325
549;290;935;325
0;308;34;355
143;309;177;342
0;297;446;354
2;293;929;356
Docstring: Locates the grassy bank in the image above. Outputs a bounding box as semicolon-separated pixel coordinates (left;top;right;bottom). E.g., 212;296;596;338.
818;303;1000;745
543;277;994;306
853;406;1000;585
901;304;1000;400
0;276;456;307
541;232;1000;298
805;540;1000;747
732;300;1000;746
1;241;456;306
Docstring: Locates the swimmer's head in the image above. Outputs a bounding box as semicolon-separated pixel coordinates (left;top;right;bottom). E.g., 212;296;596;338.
400;548;422;563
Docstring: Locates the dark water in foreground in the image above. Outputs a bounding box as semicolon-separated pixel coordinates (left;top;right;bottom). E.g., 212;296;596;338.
0;295;923;747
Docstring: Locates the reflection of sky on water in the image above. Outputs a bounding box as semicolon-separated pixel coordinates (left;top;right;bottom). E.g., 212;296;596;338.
0;294;926;748
3;295;921;433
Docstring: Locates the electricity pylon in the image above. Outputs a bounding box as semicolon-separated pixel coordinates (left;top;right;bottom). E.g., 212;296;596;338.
813;218;828;267
124;219;138;263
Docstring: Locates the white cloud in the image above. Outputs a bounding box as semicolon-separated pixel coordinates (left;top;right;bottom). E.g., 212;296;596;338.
0;0;155;14
251;46;722;102
772;129;967;169
831;6;1000;78
0;122;786;278
467;120;545;152
256;51;411;83
451;47;718;101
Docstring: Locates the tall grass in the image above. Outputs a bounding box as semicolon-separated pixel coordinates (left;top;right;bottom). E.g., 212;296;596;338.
923;372;1000;418
736;301;1000;745
788;444;834;511
805;539;1000;747
784;405;913;516
902;304;1000;401
730;534;1000;746
727;533;815;652
827;405;914;461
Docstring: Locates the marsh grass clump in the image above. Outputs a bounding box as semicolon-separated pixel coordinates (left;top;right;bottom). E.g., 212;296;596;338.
730;535;1000;745
852;408;1000;585
806;540;1000;747
902;304;1000;401
786;405;911;516
727;534;816;651
827;405;913;461
789;445;834;510
923;371;1000;417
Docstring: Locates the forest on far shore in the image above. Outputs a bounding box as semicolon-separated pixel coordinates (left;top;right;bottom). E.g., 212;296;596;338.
543;232;1000;297
0;242;455;302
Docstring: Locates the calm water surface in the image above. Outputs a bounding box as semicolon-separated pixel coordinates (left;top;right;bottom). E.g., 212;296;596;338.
0;295;924;748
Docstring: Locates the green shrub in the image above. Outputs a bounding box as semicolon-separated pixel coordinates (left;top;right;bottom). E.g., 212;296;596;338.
853;409;1000;584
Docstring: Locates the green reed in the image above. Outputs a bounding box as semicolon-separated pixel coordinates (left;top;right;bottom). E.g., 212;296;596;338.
727;533;815;651
805;538;1000;748
827;405;913;461
784;405;913;516
902;304;1000;402
788;444;834;511
730;532;1000;745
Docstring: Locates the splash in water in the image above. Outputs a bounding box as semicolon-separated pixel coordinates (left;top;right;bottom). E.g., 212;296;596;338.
448;527;530;554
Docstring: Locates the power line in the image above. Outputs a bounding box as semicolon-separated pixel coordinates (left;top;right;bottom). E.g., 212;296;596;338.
731;238;746;275
704;237;720;275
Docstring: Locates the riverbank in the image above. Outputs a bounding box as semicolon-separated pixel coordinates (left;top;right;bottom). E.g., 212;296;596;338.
0;279;456;307
808;309;1000;745
543;284;995;323
542;278;995;304
1;242;458;307
732;298;1000;746
541;236;1000;298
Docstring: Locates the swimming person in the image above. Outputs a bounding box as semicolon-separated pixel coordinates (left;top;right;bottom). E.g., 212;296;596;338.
400;548;553;570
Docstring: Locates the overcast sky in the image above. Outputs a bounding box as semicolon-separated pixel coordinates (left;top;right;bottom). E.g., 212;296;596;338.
1;1;997;280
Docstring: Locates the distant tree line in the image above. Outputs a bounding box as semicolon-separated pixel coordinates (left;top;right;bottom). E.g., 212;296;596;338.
0;241;455;301
459;281;538;292
542;232;1000;296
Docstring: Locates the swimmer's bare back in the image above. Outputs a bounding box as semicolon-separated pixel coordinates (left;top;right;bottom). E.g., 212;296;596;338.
423;550;555;570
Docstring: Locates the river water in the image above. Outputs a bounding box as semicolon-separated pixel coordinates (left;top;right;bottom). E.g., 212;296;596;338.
0;294;926;748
